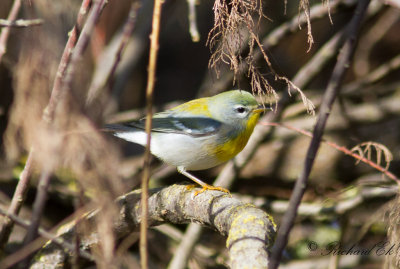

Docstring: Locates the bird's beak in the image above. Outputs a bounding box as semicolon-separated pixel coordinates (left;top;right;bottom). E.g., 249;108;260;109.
252;104;269;114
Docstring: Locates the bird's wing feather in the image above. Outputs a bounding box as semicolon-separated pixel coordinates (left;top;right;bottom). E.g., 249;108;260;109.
106;113;222;137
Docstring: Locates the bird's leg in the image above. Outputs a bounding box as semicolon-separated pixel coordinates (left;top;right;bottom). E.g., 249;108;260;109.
177;167;230;196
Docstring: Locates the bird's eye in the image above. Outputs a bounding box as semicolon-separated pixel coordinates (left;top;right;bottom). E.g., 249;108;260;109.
236;106;246;114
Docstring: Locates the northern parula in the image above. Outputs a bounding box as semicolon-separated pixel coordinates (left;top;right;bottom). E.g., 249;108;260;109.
106;90;266;194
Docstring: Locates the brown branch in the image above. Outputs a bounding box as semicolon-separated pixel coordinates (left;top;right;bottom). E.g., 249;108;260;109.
343;53;400;94
19;170;52;267
167;223;203;269
0;207;93;269
140;0;163;267
0;150;34;248
55;0;106;116
0;0;92;251
45;0;93;123
23;171;50;244
187;0;200;42
31;184;276;269
0;0;21;63
269;1;372;268
86;2;140;105
240;183;397;217
262;122;400;183
353;7;400;77
0;19;43;28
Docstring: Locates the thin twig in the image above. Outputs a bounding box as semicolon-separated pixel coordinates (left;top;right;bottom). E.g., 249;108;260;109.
140;0;163;267
105;3;140;96
0;0;21;63
22;170;51;267
353;7;400;77
0;207;93;268
86;2;140;105
240;184;397;217
45;0;93;123
269;1;372;268
0;0;93;251
0;152;33;248
23;170;51;245
19;170;52;267
262;122;400;183
54;0;106;120
187;0;200;42
0;18;43;27
344;53;400;94
167;224;203;269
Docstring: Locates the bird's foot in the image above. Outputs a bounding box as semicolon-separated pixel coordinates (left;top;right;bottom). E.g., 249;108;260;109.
193;184;231;197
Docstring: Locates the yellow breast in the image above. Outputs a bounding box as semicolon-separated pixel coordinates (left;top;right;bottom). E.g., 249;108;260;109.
210;112;260;162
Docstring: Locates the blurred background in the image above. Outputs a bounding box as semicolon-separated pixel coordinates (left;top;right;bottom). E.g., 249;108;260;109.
0;0;399;268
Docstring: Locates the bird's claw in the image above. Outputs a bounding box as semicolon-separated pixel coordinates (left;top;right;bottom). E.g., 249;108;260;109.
193;185;231;197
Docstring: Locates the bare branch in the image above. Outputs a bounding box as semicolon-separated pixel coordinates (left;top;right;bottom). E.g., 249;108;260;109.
86;2;141;106
0;0;22;63
263;122;400;183
31;185;276;269
0;207;93;269
140;0;164;267
240;184;397;217
187;0;200;42
269;0;372;267
0;19;43;28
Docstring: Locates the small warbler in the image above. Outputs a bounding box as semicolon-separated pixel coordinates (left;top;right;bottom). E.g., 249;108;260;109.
106;90;267;194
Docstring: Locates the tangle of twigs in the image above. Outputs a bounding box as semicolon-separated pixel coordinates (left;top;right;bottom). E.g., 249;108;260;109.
207;0;317;115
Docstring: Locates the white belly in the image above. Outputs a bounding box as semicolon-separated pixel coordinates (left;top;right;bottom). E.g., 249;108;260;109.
114;131;223;170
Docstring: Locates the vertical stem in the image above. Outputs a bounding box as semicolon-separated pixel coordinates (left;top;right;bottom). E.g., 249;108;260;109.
18;170;51;268
0;0;21;63
140;0;163;268
0;150;34;248
44;0;92;123
269;0;371;268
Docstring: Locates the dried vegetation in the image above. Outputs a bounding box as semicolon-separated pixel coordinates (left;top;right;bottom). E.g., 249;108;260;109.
0;0;399;268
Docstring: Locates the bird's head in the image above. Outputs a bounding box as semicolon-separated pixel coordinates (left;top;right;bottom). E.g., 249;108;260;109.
209;90;267;127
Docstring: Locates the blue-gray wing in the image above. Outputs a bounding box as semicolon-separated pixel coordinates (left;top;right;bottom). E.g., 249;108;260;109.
106;115;222;137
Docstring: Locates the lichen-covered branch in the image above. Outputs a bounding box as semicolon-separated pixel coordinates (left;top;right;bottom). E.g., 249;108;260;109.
31;184;276;269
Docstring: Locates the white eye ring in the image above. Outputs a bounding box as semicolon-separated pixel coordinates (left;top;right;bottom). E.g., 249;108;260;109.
235;106;246;114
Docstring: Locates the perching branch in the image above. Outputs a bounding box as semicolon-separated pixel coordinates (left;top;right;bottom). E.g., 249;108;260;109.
269;0;372;268
31;184;276;269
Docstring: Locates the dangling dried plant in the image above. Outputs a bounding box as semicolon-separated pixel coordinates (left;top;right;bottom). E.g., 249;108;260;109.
207;0;317;115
